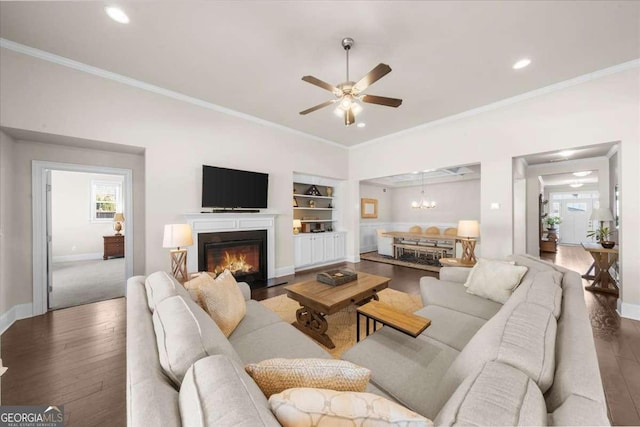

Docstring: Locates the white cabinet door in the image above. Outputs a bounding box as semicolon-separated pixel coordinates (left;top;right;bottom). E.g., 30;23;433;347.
334;232;346;260
294;235;313;267
324;234;336;261
311;235;325;264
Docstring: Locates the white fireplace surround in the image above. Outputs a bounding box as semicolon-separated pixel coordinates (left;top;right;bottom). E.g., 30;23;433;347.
184;213;277;279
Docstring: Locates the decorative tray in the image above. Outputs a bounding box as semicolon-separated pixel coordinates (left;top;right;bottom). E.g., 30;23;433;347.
316;269;358;286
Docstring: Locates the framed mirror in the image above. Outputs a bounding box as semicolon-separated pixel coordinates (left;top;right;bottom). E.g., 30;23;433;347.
361;198;378;218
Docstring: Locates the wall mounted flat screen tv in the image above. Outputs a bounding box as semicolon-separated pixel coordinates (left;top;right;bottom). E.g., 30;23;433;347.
202;165;268;209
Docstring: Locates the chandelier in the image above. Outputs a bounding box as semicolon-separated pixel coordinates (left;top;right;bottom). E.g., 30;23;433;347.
411;173;436;209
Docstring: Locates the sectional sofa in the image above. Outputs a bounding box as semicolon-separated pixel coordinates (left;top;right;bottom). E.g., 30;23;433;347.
127;254;608;426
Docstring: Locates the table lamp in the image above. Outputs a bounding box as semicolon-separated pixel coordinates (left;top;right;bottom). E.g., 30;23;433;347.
113;213;125;236
293;219;302;235
590;208;614;229
457;220;479;265
163;224;193;281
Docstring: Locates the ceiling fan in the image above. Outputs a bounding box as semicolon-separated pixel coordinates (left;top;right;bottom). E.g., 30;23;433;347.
299;37;402;126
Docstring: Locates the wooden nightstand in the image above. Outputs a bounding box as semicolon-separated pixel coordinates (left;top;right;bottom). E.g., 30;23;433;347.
103;235;125;259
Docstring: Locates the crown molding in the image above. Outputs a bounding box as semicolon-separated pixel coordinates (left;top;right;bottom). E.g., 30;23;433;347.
350;59;640;150
0;38;346;150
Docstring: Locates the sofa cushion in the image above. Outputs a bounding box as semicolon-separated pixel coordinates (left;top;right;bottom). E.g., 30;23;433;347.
245;358;370;398
549;394;610;426
464;258;528;304
230;322;331;364
436;302;557;413
435;361;547;426
269;388;432;427
420;277;502;320
414;305;486;351
342;327;459;419
144;271;191;311
152;295;242;386
229;300;283;340
198;269;246;337
438;267;472;284
507;270;563;319
179;355;280;427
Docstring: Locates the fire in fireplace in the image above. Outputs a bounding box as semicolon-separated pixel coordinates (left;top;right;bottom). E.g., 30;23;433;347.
198;230;267;285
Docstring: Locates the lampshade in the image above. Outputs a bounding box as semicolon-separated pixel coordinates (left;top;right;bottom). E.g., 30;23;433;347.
163;224;193;248
457;220;479;238
113;213;125;222
590;208;614;222
293;219;302;228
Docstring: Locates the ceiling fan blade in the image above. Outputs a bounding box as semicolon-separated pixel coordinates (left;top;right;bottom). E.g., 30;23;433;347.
302;76;341;95
299;100;335;115
345;108;355;126
361;94;403;108
353;63;392;93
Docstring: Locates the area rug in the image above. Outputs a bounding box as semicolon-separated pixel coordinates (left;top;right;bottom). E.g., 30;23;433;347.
359;251;441;273
260;288;423;358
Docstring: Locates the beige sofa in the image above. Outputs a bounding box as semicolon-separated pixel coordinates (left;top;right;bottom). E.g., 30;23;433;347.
128;254;608;426
342;254;609;425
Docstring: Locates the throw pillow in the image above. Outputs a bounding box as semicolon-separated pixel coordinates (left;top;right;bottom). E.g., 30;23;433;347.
198;269;246;337
464;258;528;304
183;272;216;306
245;358;370;398
269;388;432;427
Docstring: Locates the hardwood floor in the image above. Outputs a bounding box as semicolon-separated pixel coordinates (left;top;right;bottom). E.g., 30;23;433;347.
2;250;638;425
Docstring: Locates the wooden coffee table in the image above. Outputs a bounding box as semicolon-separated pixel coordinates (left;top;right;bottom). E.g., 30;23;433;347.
284;273;390;348
356;301;431;342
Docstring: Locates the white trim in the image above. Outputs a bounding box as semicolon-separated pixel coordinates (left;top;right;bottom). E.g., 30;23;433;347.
617;302;640;321
350;59;640;150
606;144;619;159
0;38;345;150
32;161;134;316
294;258;349;273
275;265;295;277
52;253;103;263
0;303;33;335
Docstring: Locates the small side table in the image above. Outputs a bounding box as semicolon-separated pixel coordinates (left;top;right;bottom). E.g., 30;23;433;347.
103;235;124;260
438;258;476;267
356;301;431;342
581;242;619;296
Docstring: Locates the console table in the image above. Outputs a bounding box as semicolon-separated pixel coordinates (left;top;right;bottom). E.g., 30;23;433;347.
581;242;618;296
103;235;125;260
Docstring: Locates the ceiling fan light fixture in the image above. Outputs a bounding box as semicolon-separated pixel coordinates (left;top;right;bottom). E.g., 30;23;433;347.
351;102;363;116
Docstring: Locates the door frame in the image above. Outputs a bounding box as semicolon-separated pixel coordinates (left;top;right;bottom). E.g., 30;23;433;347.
32;161;134;315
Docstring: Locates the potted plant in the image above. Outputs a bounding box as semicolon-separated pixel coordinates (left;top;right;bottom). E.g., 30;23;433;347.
587;226;616;249
544;215;562;231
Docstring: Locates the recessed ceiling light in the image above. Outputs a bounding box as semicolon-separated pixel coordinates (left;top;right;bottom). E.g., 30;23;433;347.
558;150;575;157
512;58;531;70
105;6;130;24
570;182;584;188
412;171;419;174
357;123;366;128
573;171;592;177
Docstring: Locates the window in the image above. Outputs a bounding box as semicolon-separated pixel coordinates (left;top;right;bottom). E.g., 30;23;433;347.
91;180;122;221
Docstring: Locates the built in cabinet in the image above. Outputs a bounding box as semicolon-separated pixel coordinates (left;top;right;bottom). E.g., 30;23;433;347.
293;174;346;270
294;232;346;269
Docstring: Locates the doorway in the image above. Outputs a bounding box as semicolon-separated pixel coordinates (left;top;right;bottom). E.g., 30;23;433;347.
32;161;133;315
548;191;599;245
48;170;127;309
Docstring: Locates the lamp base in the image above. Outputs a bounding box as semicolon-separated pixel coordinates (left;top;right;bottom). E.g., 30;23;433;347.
169;249;188;282
460;238;477;265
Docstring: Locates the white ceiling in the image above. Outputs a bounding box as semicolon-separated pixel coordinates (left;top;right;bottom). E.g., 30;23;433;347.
0;1;638;147
540;171;599;188
520;142;617;165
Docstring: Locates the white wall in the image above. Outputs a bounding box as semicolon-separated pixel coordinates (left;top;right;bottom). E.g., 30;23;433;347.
0;131;17;317
348;67;640;318
390;179;480;224
51;171;125;260
0;48;348;300
359;183;392;223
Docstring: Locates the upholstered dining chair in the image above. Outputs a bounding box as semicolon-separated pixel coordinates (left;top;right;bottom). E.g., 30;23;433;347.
376;229;394;257
444;227;458;236
424;226;440;235
442;227;458;257
409;225;422;234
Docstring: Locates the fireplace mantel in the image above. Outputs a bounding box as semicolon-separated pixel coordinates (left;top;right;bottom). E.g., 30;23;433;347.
184;212;277;279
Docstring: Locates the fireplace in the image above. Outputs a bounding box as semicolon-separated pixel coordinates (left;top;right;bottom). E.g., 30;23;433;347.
198;230;267;285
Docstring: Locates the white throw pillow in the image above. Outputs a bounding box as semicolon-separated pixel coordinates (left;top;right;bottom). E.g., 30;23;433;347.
464;259;528;304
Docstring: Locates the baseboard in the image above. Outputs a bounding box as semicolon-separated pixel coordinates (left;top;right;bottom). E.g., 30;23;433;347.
53;252;103;263
617;302;640;321
347;255;361;263
274;265;295;278
0;303;34;335
294;258;349;273
359;245;377;253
